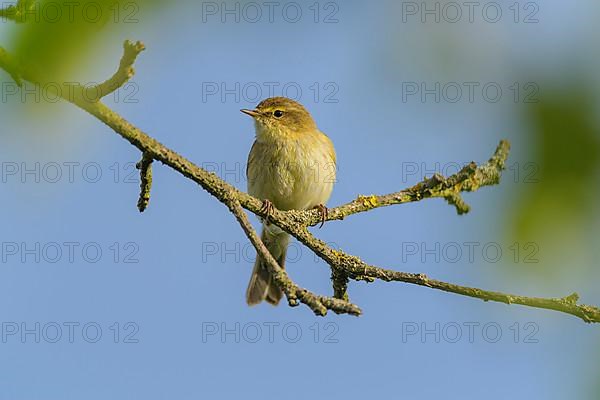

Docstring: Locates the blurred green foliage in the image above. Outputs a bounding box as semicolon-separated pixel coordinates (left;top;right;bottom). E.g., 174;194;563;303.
511;83;600;274
6;0;165;81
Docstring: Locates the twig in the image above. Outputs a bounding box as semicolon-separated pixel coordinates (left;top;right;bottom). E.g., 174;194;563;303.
85;40;145;102
319;246;600;323
331;268;350;301
290;142;510;227
136;152;153;212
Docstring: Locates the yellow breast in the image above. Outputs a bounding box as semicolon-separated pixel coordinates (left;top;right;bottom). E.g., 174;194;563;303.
247;129;336;211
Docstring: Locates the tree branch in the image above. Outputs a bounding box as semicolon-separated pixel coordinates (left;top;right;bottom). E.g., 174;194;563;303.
290;140;510;226
2;40;599;322
225;194;361;316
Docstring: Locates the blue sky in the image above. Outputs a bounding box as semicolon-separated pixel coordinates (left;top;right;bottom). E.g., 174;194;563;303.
1;1;599;398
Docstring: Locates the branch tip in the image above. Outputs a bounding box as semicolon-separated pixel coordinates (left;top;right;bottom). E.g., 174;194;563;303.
331;268;350;301
85;40;146;102
136;153;153;212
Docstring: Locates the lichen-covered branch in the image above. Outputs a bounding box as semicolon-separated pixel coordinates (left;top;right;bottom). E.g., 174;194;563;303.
226;195;361;316
290;141;510;227
2;40;600;322
310;242;600;323
331;268;350;301
136;152;153;212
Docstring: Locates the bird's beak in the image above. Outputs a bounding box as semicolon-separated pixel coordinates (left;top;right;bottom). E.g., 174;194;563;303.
241;109;260;118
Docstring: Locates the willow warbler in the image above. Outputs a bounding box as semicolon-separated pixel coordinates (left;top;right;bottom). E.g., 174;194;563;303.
241;97;336;306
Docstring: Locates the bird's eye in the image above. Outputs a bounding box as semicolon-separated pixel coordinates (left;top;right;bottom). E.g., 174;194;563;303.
273;110;284;118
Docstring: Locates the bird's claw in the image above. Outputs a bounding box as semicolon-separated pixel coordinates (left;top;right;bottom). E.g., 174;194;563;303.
313;204;328;228
260;199;275;224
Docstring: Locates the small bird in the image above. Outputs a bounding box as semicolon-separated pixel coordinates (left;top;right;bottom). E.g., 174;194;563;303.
241;97;336;305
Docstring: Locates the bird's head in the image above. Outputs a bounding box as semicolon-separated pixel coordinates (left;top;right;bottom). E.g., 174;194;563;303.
241;97;317;139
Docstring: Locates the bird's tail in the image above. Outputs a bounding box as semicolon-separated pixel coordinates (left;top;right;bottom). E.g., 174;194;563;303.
246;225;290;306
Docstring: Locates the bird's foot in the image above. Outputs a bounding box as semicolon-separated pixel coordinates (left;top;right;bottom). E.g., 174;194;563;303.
260;199;275;224
313;204;329;228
